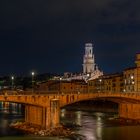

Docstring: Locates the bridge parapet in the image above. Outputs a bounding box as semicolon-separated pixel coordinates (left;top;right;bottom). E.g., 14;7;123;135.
1;91;140;104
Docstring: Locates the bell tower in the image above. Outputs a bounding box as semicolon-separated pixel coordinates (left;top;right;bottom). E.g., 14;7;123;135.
83;43;95;74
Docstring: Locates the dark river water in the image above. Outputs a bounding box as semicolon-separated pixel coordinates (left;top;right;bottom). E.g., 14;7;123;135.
1;102;140;140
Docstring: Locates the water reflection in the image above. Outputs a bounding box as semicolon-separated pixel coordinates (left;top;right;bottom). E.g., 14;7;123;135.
0;102;24;136
61;108;66;118
96;116;102;140
0;102;22;114
1;102;140;140
75;111;82;126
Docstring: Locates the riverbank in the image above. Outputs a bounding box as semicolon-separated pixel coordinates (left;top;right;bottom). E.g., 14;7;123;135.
10;122;76;137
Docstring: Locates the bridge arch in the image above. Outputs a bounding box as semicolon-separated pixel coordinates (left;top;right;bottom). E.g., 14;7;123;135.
1;92;140;129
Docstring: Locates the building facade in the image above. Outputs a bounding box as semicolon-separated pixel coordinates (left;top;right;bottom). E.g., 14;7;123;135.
123;53;140;92
88;73;123;93
38;80;88;94
123;67;136;92
38;46;140;94
88;53;140;93
135;53;140;92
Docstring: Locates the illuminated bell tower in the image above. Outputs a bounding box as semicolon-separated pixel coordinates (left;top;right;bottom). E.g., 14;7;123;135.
83;43;95;74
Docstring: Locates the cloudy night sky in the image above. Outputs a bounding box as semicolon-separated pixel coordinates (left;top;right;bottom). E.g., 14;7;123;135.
0;0;140;76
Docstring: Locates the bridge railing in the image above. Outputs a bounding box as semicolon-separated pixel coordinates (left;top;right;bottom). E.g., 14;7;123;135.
0;90;140;97
0;90;88;95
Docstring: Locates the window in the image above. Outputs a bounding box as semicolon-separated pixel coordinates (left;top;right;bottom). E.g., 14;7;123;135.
90;49;91;54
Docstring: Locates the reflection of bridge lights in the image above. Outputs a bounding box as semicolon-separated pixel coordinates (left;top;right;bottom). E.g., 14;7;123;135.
61;109;66;118
95;112;104;117
97;116;101;121
1;102;4;107
4;102;9;108
0;102;22;114
80;112;103;140
96;122;102;139
95;113;103;139
76;111;82;125
76;111;81;119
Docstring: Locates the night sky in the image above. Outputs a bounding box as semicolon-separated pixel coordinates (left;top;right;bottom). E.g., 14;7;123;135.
0;0;140;76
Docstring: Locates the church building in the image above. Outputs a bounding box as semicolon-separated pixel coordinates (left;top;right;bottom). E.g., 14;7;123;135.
63;43;103;81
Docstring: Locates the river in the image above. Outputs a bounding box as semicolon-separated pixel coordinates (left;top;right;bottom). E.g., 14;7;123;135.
0;102;140;140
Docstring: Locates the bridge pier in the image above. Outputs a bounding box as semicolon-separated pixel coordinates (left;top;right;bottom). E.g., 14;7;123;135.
119;103;140;119
50;99;60;128
25;105;43;127
25;99;60;129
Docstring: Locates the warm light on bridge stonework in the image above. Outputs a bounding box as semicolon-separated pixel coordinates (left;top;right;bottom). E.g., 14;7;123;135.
1;92;140;129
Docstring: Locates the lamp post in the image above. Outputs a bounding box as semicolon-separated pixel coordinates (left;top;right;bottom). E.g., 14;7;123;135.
11;76;14;90
59;77;62;95
31;72;35;93
99;79;102;92
86;74;90;93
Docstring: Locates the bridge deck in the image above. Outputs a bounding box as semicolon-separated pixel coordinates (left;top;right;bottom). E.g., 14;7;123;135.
0;92;140;107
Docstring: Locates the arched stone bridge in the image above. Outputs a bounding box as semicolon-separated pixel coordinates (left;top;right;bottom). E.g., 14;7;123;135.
0;91;140;129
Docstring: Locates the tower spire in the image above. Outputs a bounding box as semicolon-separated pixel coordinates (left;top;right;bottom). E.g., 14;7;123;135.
83;43;95;74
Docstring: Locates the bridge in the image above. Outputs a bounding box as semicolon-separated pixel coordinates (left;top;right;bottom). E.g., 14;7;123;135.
1;91;140;129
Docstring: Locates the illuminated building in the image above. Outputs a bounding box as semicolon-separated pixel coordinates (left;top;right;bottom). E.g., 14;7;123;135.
88;53;140;93
63;43;103;81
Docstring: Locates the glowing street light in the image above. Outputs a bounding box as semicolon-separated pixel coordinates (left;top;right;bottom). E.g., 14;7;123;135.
32;72;35;77
31;71;35;92
11;76;14;90
99;79;102;92
59;77;62;95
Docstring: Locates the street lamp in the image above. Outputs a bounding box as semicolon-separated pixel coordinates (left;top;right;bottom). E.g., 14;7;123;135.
11;76;14;90
99;79;102;92
59;77;62;95
31;72;35;92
